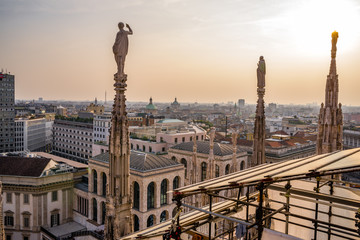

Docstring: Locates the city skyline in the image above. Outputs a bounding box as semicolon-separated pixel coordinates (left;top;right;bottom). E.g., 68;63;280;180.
1;0;360;105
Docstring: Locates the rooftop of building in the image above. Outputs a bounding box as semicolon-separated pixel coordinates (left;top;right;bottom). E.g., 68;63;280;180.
156;119;185;124
170;141;243;156
0;156;52;177
92;151;182;172
33;152;88;169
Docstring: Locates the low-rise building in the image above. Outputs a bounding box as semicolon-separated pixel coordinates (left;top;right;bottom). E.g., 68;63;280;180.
73;151;184;232
0;155;85;240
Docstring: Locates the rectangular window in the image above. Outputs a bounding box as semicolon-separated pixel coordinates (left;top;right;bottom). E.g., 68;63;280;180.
175;138;178;144
6;193;12;203
23;237;29;240
6;235;11;240
4;216;14;226
23;194;29;204
50;213;60;227
24;216;30;228
52;191;58;202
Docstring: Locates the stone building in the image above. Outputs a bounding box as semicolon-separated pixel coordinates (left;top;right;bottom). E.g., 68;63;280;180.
73;151;184;232
86;99;104;115
145;97;157;115
168;139;248;188
0;156;84;240
343;128;360;149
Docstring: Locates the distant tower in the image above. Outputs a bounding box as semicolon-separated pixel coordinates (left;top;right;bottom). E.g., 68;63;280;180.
105;22;133;239
95;97;98;105
317;31;343;154
252;56;266;166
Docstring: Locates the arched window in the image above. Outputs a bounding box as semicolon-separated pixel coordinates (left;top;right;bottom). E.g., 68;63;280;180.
149;146;152;152
160;211;168;222
131;143;133;149
201;162;207;181
215;165;220;178
160;179;168;205
101;201;106;224
240;161;245;170
136;144;139;150
173;176;180;190
181;158;187;178
92;198;97;221
147;182;155;210
134;214;140;232
225;164;230;175
147;215;155;227
102;173;107;196
133;182;140;210
171;156;176;161
93;170;97;194
142;145;145;151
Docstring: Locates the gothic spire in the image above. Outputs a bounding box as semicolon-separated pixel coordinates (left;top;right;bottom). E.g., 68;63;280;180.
252;56;266;166
316;31;343;154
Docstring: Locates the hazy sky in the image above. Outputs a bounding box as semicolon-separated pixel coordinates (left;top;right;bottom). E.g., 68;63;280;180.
1;0;360;105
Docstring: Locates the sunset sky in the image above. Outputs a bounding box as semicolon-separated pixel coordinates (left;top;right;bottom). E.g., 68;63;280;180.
1;0;360;105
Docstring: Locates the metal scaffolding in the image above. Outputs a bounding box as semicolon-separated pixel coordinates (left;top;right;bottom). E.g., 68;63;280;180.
122;148;360;240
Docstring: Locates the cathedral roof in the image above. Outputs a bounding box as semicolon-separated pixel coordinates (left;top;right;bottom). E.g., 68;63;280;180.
170;141;241;156
92;151;182;172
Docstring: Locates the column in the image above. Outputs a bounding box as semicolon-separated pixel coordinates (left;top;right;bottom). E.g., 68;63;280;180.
62;189;67;223
42;193;48;227
15;193;20;230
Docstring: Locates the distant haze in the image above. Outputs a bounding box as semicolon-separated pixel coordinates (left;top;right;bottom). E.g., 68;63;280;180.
1;0;360;105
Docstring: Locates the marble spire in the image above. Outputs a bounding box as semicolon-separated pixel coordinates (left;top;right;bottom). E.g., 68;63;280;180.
317;31;343;155
252;56;266;166
105;22;133;240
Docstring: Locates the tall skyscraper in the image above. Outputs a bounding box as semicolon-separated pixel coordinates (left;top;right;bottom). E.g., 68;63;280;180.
0;72;15;153
317;31;343;154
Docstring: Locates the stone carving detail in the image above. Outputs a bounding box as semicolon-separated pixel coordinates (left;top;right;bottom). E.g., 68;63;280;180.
252;56;266;166
113;22;133;77
317;31;343;154
105;23;133;240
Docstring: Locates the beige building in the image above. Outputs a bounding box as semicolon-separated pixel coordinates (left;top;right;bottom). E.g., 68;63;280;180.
0;155;86;240
73;151;184;232
168;141;248;187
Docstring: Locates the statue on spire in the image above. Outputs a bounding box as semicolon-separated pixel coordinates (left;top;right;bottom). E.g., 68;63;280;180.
113;22;133;77
331;31;338;59
257;56;266;88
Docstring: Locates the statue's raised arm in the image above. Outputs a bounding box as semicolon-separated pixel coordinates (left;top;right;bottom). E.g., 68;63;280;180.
113;22;133;77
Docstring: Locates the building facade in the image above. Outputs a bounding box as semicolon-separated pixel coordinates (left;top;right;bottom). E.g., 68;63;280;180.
52;119;93;163
0;156;82;240
0;72;15;153
93;113;111;145
15;118;53;152
73;151;184;233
